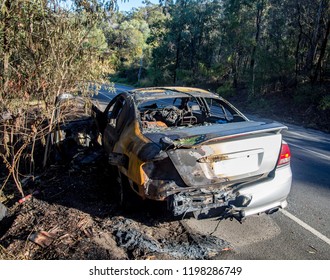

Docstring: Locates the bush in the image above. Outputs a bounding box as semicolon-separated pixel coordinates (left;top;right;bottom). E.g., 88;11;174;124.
319;95;330;111
216;82;236;99
293;84;326;108
175;69;194;86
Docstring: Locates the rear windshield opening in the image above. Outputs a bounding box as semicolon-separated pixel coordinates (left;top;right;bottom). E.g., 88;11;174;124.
137;96;245;131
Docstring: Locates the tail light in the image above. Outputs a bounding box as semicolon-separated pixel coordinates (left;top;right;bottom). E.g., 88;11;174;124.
277;142;291;167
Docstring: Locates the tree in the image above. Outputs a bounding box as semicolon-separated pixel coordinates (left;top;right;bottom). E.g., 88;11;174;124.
0;0;116;196
103;2;166;84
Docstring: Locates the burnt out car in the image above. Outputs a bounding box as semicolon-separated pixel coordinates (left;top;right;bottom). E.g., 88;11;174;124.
92;87;292;220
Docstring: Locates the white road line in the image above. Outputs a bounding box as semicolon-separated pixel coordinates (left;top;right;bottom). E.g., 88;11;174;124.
281;209;330;246
287;142;330;161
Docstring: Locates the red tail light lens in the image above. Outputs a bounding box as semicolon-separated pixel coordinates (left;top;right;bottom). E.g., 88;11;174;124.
277;142;291;167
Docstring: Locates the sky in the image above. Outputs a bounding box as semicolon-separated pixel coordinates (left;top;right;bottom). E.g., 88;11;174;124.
118;0;160;11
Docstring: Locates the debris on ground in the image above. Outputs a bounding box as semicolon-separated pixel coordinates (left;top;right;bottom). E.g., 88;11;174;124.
0;202;7;222
113;217;229;259
0;115;233;260
29;230;57;248
0;191;231;260
18;194;33;204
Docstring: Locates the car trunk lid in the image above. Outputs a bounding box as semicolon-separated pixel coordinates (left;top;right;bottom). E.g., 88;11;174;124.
144;121;286;188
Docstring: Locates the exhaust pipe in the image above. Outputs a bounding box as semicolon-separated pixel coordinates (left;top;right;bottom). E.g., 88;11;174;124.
265;207;279;215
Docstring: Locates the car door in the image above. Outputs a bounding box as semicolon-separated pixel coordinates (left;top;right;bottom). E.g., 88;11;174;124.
102;95;129;154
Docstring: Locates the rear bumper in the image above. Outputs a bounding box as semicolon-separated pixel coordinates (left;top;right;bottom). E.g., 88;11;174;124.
234;165;292;217
167;165;292;219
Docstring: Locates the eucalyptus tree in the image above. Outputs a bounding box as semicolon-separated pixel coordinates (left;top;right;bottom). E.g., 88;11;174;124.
0;0;118;195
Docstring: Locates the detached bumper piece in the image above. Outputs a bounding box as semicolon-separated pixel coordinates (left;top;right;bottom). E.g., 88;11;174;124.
169;190;231;216
168;190;254;220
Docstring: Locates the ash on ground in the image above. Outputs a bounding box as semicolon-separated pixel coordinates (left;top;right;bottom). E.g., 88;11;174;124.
0;146;232;260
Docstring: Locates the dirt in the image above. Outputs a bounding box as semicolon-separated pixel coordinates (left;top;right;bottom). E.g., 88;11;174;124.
0;146;232;260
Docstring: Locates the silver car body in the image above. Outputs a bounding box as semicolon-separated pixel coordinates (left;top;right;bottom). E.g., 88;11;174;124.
93;87;292;220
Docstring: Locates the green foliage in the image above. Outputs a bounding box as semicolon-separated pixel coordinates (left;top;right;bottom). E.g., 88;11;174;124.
102;2;166;83
216;83;236;99
84;27;108;51
247;97;272;114
144;0;329;91
0;0;116;195
175;69;194;85
0;0;113;112
136;76;154;87
319;95;330;111
294;84;329;109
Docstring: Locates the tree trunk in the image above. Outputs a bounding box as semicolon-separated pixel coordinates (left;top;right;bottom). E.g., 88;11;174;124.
138;56;143;82
312;19;330;83
304;0;325;78
250;0;264;97
1;0;11;103
173;32;182;84
294;0;303;84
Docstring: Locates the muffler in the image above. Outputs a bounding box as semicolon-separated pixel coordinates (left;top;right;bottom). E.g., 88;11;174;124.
265;207;279;215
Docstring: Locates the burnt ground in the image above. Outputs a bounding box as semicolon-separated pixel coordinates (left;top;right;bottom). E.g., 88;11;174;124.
0;145;232;260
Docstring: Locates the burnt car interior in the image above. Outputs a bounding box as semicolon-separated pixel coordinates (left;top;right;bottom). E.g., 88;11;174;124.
138;95;246;131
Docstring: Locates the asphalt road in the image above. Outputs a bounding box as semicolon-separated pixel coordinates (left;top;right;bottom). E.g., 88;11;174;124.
94;84;330;259
187;122;330;259
91;84;132;110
